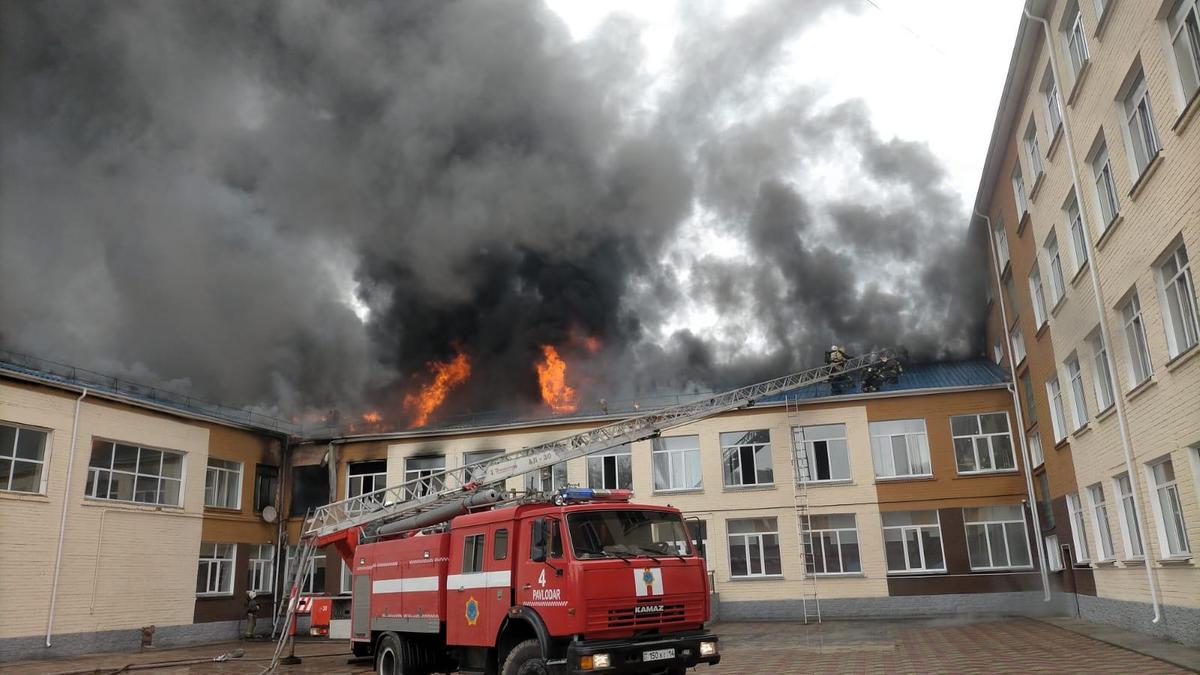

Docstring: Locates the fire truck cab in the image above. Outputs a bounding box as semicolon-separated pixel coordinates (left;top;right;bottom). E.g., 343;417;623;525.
346;488;720;674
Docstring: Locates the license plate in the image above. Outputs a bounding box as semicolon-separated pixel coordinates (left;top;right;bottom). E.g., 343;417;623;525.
643;648;675;662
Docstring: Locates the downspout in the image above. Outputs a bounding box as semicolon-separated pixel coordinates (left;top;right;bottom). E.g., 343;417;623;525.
46;387;88;648
1022;2;1162;623
977;210;1052;601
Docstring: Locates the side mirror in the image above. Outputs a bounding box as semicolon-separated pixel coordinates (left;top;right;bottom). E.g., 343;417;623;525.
530;518;548;562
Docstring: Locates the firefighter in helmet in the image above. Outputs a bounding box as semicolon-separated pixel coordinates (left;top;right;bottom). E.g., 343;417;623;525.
244;591;259;639
879;354;904;383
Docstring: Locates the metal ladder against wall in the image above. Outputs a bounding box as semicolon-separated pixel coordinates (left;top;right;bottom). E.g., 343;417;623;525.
787;396;821;625
265;525;318;672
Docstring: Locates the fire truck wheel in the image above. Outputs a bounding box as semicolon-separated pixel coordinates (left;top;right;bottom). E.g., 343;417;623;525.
500;639;548;675
375;632;406;675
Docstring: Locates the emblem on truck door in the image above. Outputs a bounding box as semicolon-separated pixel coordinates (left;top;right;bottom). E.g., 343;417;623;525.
465;596;480;626
635;568;663;597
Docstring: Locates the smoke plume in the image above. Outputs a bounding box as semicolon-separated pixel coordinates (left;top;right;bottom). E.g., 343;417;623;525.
0;0;985;424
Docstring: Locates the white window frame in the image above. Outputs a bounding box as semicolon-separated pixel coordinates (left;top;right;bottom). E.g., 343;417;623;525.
652;435;703;492
994;220;1010;270
1068;195;1088;273
1029;262;1049;328
1067;492;1092;563
1168;0;1200;105
721;430;774;488
205;458;243;510
1065;355;1089;430
1145;456;1191;557
248;544;275;594
869;419;932;479
963;505;1034;571
993;339;1004;364
1024;120;1044;179
340;559;353;596
404;455;445;498
286;545;326;594
803;514;862;576
1066;8;1090;81
794;424;851;483
1120;292;1155;385
86;440;185;507
881;511;946;574
1012;164;1029;217
0;422;50;494
1087;483;1117;561
587;443;632;491
727;518;782;579
950;412;1017;475
524;462;568;492
1088;331;1116;412
1122;71;1162;177
1090;142;1120;228
1045;534;1064;571
197;543;236;597
463;449;504;484
1047;377;1067;443
1114;473;1145;559
1045;232;1067;306
1043;69;1064;134
1010;324;1026;365
1157;243;1200;358
1028;431;1044;468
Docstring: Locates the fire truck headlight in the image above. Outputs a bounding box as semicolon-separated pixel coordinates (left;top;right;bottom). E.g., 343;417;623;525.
699;641;718;657
592;653;611;668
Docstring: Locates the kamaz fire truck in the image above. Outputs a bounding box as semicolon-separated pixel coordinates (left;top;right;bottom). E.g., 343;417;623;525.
268;350;892;674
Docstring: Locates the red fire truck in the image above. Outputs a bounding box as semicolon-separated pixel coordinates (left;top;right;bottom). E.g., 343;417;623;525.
268;350;892;673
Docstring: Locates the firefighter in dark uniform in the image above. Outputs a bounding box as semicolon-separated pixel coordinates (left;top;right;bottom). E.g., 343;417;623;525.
879;354;904;383
244;591;259;638
827;345;853;394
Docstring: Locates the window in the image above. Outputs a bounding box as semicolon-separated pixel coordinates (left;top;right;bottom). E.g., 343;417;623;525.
1037;471;1055;529
1012;165;1029;216
950;412;1016;474
1065;7;1090;81
254;464;278;512
727;517;782;577
1044;70;1064;134
86;440;183;506
1010;324;1026;364
1021;372;1038;426
340;560;352;596
0;422;49;494
404;456;445;498
1091;142;1120;227
346;459;388;513
462;533;486;573
291;465;329;514
1045;232;1067;306
882;511;945;573
286;545;326;594
587;443;632;490
1065;355;1089;430
687;520;709;560
802;514;861;575
794;424;850;483
197;543;235;596
1114;473;1145;558
994;220;1010;269
1170;0;1200;102
1047;377;1068;443
652;436;702;492
205;458;242;510
463;449;504;483
964;505;1032;570
1148;458;1191;556
1024;121;1044;179
1123;71;1162;176
1068;195;1088;273
248;544;275;594
1120;293;1154;384
1067;493;1091;563
721;430;774;487
993;338;1004;364
869;419;931;479
1004;275;1017;315
1158;243;1200;357
494;528;509;560
525;462;568;492
1088;483;1117;561
1045;534;1064;571
529;518;563;559
1029;263;1049;327
1029;431;1044;468
1089;332;1116;411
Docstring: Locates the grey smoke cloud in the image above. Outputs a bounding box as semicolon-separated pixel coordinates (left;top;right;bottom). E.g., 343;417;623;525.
0;0;984;423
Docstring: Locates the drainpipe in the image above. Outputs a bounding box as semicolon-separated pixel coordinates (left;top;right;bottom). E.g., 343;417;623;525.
977;210;1052;601
1022;2;1162;623
46;388;88;648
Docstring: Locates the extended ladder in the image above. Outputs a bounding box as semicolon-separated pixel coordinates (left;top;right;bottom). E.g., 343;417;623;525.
267;532;318;670
788;396;821;624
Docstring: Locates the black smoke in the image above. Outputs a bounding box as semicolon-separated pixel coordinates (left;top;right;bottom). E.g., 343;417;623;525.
0;0;985;424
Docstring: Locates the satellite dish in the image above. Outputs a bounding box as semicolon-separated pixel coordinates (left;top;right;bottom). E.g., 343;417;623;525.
261;505;278;523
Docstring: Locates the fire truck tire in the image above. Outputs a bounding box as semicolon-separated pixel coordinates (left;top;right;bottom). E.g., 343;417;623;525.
375;632;407;675
500;639;549;675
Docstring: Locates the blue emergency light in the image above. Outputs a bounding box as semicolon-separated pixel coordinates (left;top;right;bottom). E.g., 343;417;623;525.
554;487;633;504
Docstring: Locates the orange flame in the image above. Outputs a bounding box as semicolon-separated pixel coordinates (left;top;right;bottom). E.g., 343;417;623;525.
536;345;578;413
403;350;471;428
361;411;382;424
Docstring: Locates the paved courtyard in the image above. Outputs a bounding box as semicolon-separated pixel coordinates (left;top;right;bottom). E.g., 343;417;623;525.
2;618;1193;674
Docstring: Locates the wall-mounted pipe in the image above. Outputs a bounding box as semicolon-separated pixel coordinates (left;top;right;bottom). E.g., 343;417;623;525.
46;387;87;648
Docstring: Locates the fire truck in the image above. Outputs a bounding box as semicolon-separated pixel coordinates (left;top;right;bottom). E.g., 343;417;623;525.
268;350;892;674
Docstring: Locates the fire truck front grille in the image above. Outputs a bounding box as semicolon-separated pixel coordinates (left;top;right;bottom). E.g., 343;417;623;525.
586;594;705;632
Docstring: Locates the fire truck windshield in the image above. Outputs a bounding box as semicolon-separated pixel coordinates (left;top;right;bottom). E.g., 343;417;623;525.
566;509;693;559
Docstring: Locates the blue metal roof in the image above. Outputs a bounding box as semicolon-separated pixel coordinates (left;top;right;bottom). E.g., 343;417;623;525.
757;358;1010;404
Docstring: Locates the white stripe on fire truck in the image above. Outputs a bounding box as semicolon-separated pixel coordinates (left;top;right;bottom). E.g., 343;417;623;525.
371;576;440;594
445;570;511;589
